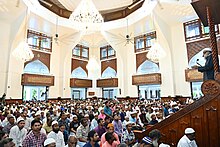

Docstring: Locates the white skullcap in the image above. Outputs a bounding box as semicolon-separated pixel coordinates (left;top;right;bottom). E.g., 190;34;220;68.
202;48;212;53
35;111;41;116
72;115;77;118
125;121;134;126
44;138;56;146
17;117;25;124
51;121;58;126
185;128;195;134
159;143;170;147
130;111;137;115
85;114;89;117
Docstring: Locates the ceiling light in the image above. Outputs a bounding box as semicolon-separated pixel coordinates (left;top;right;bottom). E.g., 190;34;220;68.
70;0;104;31
147;42;166;63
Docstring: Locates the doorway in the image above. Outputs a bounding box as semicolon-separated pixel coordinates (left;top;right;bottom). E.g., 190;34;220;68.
71;88;87;100
23;86;48;101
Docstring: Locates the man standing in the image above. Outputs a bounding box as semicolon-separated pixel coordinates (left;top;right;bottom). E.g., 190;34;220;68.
9;117;27;147
193;48;214;81
177;128;197;147
104;102;112;117
47;121;65;147
83;130;100;147
22;119;47;147
112;114;123;139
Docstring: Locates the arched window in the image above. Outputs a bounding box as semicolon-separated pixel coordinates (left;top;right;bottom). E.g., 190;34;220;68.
189;50;206;68
137;60;159;74
102;67;117;78
71;67;87;78
23;60;49;75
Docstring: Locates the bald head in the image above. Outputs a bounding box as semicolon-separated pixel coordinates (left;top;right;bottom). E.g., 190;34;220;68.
68;135;77;147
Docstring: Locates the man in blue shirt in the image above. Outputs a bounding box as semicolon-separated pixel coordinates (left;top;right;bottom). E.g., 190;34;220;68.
104;102;112;117
83;130;100;147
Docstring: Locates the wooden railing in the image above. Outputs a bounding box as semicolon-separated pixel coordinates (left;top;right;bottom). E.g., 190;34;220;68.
134;80;220;147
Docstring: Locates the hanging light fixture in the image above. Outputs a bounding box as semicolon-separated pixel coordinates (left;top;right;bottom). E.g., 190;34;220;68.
86;57;100;72
147;42;166;63
13;8;34;62
146;13;166;63
70;0;104;31
13;41;34;62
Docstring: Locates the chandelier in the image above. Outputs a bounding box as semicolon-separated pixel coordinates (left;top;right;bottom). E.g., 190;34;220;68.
70;0;104;31
86;57;100;73
13;8;34;62
147;42;166;63
13;40;34;62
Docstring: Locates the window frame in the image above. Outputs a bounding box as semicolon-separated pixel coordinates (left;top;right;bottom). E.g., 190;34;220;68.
134;31;156;53
102;88;114;99
72;44;89;60
100;45;116;60
27;30;52;52
183;19;219;41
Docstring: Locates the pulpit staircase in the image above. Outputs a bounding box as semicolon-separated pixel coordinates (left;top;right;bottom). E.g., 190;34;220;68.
135;80;220;147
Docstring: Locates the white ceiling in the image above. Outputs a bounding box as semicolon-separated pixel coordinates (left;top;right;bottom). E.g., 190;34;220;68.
0;0;198;46
58;0;133;11
0;0;26;23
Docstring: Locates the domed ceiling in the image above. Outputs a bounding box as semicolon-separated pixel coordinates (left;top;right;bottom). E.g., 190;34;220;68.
38;0;145;22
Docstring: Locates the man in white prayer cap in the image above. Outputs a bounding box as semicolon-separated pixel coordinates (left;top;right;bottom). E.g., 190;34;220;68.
192;48;214;81
44;138;56;147
9;117;27;147
47;121;65;147
177;128;197;147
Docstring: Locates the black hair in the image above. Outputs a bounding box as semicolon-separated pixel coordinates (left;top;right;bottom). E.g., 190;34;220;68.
105;132;114;142
0;130;6;140
97;118;103;124
31;119;41;127
81;118;87;124
0;138;13;146
88;130;97;141
105;116;110;121
149;129;161;139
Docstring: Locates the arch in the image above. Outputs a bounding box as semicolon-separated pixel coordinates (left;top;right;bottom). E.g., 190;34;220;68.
71;67;87;78
23;60;50;74
189;50;220;68
102;67;117;78
189;50;206;68
137;60;159;74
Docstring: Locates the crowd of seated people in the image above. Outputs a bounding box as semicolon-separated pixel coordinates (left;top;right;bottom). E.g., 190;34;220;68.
0;98;194;147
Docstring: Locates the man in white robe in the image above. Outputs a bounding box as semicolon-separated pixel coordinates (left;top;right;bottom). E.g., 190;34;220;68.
47;121;65;147
9;117;27;147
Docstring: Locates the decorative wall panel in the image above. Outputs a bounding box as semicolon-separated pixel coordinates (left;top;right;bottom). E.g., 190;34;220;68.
21;74;54;86
185;69;203;82
97;78;118;87
132;73;161;85
70;78;92;88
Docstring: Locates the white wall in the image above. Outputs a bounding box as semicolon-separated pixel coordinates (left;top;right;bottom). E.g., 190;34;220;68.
0;22;11;96
4;11;26;99
170;24;191;96
1;9;193;99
